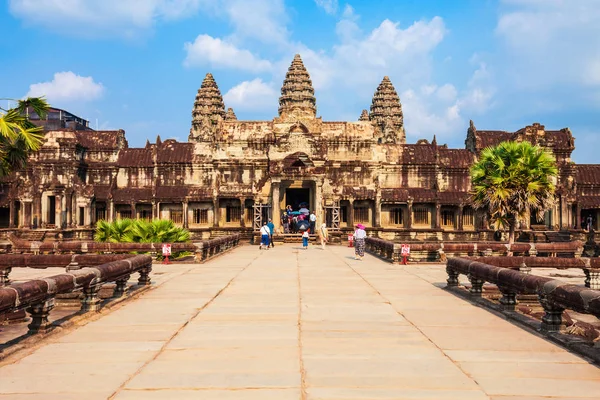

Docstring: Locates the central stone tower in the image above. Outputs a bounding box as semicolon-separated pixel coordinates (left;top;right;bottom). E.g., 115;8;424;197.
278;54;317;121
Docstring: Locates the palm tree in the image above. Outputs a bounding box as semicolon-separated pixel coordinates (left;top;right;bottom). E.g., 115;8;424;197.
0;97;49;177
471;140;558;244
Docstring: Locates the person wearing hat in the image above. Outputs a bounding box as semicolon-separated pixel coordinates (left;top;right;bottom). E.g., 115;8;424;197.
353;223;367;260
318;223;329;250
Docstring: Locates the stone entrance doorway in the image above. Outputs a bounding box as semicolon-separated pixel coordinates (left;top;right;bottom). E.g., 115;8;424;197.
281;181;314;212
286;188;310;211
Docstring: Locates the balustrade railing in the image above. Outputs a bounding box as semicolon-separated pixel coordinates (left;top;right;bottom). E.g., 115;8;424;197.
0;255;153;335
446;257;600;332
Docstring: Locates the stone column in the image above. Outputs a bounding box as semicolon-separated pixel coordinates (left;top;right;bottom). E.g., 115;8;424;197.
407;199;413;229
182;201;189;228
8;200;15;228
575;202;582;229
315;180;323;227
434;203;441;229
108;200;115;222
458;205;464;231
348;199;355;228
66;193;72;227
272;180;281;231
130;202;136;219
374;194;382;227
55;194;63;228
33;195;41;229
213;198;219;227
239;197;246;228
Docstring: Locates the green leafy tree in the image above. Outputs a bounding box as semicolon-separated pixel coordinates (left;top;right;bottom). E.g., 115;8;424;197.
94;218;190;244
471;140;558;244
0;97;49;177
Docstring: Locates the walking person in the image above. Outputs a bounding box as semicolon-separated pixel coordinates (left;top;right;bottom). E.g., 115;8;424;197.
282;212;289;234
318;223;329;250
302;229;310;250
259;222;271;250
353;224;367;260
309;211;317;235
267;218;275;247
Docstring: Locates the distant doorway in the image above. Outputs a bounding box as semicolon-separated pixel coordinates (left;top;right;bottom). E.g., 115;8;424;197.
286;188;310;211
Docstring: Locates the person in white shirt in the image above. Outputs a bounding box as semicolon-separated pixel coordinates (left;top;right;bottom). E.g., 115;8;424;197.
259;222;271;250
353;224;367;260
309;211;317;235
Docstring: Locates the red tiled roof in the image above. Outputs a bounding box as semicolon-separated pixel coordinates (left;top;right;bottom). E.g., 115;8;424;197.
93;185;111;200
118;149;153;167
157;140;194;163
399;145;436;164
475;130;511;149
576;165;600;185
438;149;474;168
113;188;153;203
75;130;125;150
156;185;188;199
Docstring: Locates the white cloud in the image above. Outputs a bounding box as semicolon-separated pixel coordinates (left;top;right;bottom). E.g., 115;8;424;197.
315;0;338;15
9;0;209;38
223;78;278;111
223;0;289;45
26;72;105;103
183;35;272;72
496;0;600;88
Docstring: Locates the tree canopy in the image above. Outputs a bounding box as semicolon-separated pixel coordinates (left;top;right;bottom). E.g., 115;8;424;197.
471;140;558;244
0;97;49;178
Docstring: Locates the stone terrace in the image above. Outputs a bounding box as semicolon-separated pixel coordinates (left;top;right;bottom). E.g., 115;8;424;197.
1;244;599;399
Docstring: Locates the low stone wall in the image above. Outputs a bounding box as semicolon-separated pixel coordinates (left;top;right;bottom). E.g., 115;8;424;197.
5;233;242;263
446;257;600;333
0;254;135;286
365;237;584;263
0;255;153;335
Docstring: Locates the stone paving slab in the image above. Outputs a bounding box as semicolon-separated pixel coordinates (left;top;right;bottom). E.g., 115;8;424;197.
1;243;599;399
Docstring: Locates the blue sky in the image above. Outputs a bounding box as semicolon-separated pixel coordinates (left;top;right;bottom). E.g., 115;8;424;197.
1;0;599;163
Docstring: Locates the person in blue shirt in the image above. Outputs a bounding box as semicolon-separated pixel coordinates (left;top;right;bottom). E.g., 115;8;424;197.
267;218;275;247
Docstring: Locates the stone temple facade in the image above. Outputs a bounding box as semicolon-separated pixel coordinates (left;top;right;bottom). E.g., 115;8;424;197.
1;54;599;241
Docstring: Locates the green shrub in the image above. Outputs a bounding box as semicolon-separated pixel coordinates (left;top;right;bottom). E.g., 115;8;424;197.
94;219;190;244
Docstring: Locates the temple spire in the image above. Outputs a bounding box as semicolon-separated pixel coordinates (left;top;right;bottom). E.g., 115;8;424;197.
369;76;405;144
225;107;237;121
359;109;369;121
189;73;226;141
278;54;316;120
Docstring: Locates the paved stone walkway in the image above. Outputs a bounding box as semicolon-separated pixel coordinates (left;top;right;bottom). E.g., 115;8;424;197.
1;244;600;399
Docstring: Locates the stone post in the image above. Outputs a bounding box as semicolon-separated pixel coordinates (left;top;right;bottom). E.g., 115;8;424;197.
113;275;131;298
272;180;281;231
539;294;564;332
575;202;582;229
467;274;484;296
458;204;464;231
434;203;441;229
26;298;55;334
81;283;102;312
446;265;459;287
0;267;11;286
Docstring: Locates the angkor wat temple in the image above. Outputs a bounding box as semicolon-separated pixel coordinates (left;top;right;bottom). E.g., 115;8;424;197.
1;54;599;242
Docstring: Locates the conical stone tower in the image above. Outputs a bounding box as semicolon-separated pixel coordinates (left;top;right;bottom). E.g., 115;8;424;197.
278;54;317;120
370;76;405;144
189;73;226;141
